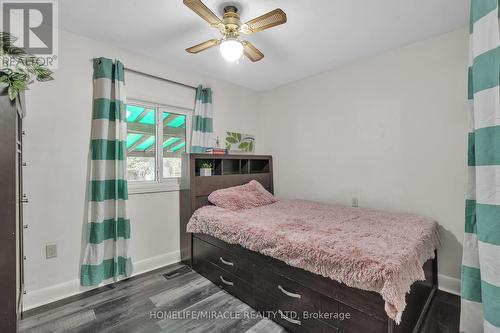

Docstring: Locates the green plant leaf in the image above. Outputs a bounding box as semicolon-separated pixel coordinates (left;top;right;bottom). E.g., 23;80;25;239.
6;46;25;56
226;137;238;144
200;161;212;168
0;74;11;87
0;32;18;53
238;142;249;150
0;32;52;98
33;63;53;81
8;85;18;100
228;132;242;143
248;141;253;152
11;76;28;91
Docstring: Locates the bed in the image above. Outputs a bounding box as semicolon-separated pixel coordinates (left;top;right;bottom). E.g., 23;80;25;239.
179;154;440;333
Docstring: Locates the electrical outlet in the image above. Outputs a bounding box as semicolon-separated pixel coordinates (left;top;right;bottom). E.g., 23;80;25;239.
46;244;57;259
351;197;359;208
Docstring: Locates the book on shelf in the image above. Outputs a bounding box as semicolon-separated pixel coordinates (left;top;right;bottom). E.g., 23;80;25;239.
205;148;227;155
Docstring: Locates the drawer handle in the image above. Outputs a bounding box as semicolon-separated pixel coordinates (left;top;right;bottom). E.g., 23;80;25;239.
219;257;234;266
219;275;234;286
278;285;302;299
278;310;301;326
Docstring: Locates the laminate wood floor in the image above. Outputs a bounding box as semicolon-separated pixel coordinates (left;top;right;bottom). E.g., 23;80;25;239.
20;263;460;333
420;289;461;333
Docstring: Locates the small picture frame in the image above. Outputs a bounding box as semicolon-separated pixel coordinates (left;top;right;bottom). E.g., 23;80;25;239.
225;132;255;154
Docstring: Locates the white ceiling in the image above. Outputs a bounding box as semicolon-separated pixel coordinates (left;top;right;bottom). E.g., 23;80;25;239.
59;0;469;91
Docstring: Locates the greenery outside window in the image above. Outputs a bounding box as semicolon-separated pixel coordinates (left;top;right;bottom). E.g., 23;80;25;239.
126;100;191;193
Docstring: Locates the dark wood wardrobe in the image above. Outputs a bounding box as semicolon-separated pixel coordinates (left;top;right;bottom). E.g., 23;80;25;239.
0;88;26;332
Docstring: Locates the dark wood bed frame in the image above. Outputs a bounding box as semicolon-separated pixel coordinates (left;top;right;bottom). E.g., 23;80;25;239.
179;154;437;333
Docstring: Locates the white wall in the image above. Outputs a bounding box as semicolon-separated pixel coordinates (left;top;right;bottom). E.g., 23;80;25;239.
257;28;469;294
23;27;469;309
22;30;259;309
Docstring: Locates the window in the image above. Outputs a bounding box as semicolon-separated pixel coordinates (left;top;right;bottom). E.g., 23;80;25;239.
126;101;191;193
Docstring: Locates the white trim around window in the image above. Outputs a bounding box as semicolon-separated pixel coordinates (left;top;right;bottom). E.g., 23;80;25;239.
126;98;193;195
128;179;181;195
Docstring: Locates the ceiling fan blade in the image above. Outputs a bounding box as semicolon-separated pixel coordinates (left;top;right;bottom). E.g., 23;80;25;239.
242;41;264;62
241;8;287;34
186;39;220;53
183;0;222;26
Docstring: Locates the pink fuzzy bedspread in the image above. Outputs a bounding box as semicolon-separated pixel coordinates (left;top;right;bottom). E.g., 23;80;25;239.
186;199;441;323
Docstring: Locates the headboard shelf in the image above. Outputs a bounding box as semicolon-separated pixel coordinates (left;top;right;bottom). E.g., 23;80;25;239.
194;158;222;176
249;159;270;174
222;159;240;175
241;159;250;174
190;154;272;177
180;154;273;265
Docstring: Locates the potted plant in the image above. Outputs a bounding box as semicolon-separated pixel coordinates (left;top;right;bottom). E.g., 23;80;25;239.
0;32;53;101
200;162;212;177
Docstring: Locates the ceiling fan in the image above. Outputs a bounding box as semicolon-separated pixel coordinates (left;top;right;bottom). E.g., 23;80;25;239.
183;0;287;62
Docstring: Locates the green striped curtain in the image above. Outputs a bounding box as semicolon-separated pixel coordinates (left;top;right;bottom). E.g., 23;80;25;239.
80;58;132;286
191;85;213;153
460;0;500;331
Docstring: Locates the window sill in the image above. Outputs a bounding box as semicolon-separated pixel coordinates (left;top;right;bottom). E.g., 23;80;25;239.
128;179;180;195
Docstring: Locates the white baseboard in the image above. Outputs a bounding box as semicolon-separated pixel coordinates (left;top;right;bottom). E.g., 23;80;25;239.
438;274;460;295
24;252;460;311
132;250;180;276
23;250;180;311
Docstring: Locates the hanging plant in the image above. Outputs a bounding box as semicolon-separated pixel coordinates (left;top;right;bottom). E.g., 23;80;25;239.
0;32;53;101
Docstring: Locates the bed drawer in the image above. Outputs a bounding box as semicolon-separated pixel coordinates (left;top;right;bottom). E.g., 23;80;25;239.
337;304;387;333
267;311;339;333
254;252;387;321
192;236;253;284
192;257;254;308
254;269;340;332
255;270;319;313
256;294;338;333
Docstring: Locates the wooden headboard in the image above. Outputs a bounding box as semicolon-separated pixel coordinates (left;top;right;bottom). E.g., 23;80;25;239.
179;154;273;265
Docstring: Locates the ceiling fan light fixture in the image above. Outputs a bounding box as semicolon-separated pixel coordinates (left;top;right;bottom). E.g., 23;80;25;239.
219;38;243;62
184;1;287;62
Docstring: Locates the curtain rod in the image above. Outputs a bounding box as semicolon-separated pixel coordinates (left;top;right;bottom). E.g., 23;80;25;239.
124;68;198;91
